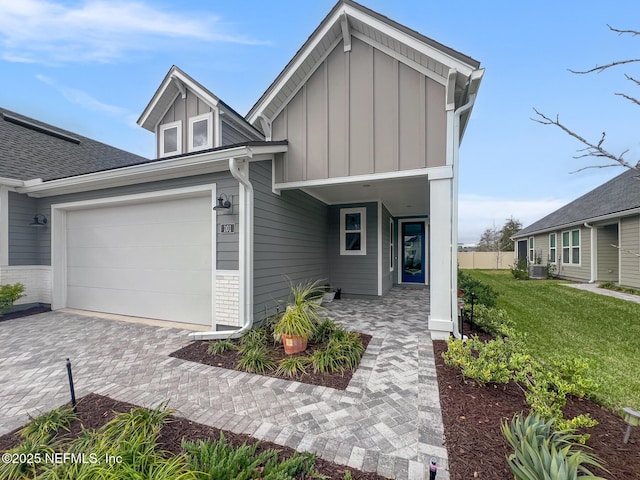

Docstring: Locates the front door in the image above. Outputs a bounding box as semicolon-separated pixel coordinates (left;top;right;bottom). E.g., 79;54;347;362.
402;222;425;283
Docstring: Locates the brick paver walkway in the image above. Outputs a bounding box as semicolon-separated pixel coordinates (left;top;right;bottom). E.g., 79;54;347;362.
0;288;449;479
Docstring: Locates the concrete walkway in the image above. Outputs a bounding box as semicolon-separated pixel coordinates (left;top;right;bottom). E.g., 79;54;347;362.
564;282;640;304
0;288;448;480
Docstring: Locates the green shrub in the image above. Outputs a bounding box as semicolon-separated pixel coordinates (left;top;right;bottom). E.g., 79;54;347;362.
310;346;346;374
19;404;76;443
311;318;340;344
458;270;499;307
327;333;364;370
207;339;238;355
468;304;517;338
502;412;607;480
275;356;309;378
239;327;268;354
510;258;529;280
0;283;25;313
237;347;275;374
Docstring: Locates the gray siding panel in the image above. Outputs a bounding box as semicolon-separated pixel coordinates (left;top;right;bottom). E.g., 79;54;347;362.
556;227;590;282
25;173;239;270
620;216;640;288
8;193;43;265
221;120;253;146
251;161;329;322
597;224;619;282
328;202;378;296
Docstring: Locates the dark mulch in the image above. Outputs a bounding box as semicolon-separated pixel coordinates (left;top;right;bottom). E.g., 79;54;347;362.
0;305;51;323
170;333;372;391
0;393;384;480
433;340;640;480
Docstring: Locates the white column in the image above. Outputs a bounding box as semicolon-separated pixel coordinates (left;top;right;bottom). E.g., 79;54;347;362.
0;186;8;266
429;177;454;338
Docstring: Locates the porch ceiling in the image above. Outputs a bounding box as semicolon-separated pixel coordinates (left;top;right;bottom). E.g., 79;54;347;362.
301;176;429;217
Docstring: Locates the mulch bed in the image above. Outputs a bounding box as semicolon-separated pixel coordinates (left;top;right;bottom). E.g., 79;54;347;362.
170;333;372;390
433;339;640;479
0;393;384;480
0;305;51;323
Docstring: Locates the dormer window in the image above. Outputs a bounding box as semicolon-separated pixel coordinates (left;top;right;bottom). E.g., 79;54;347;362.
188;112;213;152
160;120;181;158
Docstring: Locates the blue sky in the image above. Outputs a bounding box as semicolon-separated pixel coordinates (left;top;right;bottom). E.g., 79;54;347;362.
1;0;639;243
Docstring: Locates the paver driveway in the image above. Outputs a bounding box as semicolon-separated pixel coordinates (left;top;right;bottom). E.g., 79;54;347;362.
0;288;449;480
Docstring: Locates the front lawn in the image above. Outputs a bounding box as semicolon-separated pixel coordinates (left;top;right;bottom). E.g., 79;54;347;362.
464;270;640;412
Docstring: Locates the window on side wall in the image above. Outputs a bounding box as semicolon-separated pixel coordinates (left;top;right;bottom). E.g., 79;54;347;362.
528;237;535;263
549;233;557;263
159;121;182;158
562;229;580;264
188;112;213;152
340;207;366;255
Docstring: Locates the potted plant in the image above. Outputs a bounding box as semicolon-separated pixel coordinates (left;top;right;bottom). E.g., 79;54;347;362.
322;284;337;303
274;280;324;354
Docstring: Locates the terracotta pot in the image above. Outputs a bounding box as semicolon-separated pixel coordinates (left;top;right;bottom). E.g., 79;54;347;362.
281;334;308;354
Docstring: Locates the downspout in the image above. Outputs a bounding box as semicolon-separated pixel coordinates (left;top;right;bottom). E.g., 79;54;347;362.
190;156;254;340
451;71;483;339
584;222;596;283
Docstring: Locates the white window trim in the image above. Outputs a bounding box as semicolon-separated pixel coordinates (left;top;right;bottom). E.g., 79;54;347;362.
188;112;214;153
528;237;535;263
159;120;182;158
340;207;366;255
548;233;557;264
561;229;581;265
390;218;394;271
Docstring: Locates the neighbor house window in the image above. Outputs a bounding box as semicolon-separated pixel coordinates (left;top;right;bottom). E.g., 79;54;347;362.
549;233;557;263
562;229;580;264
188;112;213;152
390;218;394;270
340;207;366;255
159;120;182;157
528;237;535;263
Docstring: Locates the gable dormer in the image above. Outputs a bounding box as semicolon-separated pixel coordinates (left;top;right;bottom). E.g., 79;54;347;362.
138;66;263;159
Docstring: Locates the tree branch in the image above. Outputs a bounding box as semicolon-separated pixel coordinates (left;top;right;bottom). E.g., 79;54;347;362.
615;92;640;106
568;58;640;74
625;73;640;86
607;24;640;36
531;108;638;170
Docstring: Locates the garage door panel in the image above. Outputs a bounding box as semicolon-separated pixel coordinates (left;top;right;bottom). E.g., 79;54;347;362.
67;286;211;325
64;193;214;326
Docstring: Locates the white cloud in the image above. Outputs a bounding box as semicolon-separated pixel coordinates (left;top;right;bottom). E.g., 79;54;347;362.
458;194;568;244
0;0;266;64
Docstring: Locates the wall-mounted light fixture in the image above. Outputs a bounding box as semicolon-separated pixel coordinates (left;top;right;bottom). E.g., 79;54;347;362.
29;213;48;227
213;193;232;210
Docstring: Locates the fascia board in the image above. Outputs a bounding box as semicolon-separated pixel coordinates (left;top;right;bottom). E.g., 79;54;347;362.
0;177;24;187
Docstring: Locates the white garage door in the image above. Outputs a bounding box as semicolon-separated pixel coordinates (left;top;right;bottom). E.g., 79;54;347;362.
65;194;212;326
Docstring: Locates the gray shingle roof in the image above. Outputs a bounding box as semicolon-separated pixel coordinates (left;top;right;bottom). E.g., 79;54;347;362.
515;168;640;237
0;107;149;181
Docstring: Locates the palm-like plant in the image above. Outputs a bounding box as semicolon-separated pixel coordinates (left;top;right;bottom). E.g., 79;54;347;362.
273;280;325;340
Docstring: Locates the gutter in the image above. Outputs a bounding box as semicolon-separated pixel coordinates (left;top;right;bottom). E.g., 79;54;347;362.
584;222;597;283
451;70;483;339
190;156;255;340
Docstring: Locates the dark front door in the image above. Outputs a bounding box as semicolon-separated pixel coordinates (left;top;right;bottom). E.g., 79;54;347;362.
402;222;425;283
517;240;528;263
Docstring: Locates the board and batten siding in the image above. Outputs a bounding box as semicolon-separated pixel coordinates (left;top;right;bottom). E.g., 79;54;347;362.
157;90;213;154
221;120;255;146
13;173;239;271
251;161;329;322
596;224;619;283
328;202;378;296
271;36;446;183
619;216;640;289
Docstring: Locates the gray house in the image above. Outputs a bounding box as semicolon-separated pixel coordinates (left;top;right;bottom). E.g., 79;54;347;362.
513;167;640;288
0;0;483;339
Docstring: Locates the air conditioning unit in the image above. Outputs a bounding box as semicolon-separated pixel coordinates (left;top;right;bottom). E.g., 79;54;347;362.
529;264;548;279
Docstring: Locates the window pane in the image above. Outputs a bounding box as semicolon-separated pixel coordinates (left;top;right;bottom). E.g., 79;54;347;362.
164;127;177;153
345;233;361;251
345;213;361;231
572;230;580;246
550;250;556;262
192;119;208;148
572;247;579;264
549;234;556;248
563;247;570;263
562;231;569;247
529;238;534;248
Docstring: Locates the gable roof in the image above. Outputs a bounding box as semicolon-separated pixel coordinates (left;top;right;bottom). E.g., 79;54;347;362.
246;0;482;133
515;168;640;237
137;65;262;140
0;107;148;182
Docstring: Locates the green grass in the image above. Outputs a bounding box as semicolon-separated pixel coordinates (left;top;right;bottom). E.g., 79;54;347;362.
465;270;640;412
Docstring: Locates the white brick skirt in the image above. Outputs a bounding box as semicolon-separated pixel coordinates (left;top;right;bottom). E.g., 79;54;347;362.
215;271;240;327
0;266;52;305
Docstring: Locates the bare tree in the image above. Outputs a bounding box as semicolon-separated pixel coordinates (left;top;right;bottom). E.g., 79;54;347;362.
533;25;640;173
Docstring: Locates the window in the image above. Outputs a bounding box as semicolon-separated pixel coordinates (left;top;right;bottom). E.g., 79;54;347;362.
159;121;182;157
549;233;557;263
340;207;366;255
188;112;213;152
528;237;535;263
562;229;580;264
390;218;394;270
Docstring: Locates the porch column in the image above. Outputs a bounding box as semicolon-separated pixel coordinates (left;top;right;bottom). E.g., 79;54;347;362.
429;177;454;339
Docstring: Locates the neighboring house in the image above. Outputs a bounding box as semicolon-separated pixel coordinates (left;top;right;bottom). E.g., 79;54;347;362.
0;0;483;339
513;167;640;288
